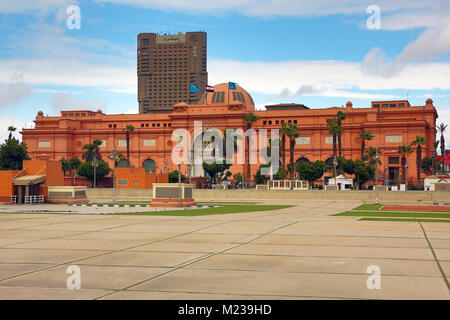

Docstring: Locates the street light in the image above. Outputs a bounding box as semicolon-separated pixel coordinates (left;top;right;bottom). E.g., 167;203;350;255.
109;148;119;202
333;156;337;190
404;162;408;187
178;162;181;208
375;147;379;203
92;156;98;188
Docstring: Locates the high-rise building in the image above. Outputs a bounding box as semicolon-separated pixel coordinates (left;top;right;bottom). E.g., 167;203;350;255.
137;31;207;113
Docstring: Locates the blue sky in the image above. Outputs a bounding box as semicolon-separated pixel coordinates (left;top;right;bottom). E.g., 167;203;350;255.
0;0;449;144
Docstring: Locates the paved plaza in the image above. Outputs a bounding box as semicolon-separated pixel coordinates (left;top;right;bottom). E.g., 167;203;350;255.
0;201;449;300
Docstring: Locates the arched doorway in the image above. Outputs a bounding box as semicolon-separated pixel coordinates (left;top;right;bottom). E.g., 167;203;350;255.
142;158;156;173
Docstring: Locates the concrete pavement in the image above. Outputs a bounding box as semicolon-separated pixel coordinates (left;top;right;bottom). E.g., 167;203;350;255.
0;201;449;299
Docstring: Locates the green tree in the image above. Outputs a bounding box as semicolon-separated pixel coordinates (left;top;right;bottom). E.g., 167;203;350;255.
336;111;347;158
69;157;81;172
411;136;426;184
244;112;259;187
365;146;381;166
398;145;413;185
82;139;103;162
202;160;232;184
0;137;30;170
359;130;374;160
60;158;70;175
168;170;186;183
232;173;244;187
77;160;110;183
438;123;447;161
421;157;433;176
124;124;134;167
353;159;375;189
7;126;16;140
296;160;326;188
286;123;300;180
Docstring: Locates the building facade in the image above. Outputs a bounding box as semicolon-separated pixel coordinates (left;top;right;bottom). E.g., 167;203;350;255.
137;31;207;113
21;83;438;185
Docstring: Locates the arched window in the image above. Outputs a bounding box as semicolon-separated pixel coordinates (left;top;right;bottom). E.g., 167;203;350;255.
325;157;334;171
142;158;156;173
117;159;130;168
295;157;310;166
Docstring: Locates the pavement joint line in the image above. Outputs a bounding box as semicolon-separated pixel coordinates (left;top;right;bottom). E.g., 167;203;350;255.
418;221;450;291
180;266;442;279
94;219;300;300
99;288;368;300
0;217;241;289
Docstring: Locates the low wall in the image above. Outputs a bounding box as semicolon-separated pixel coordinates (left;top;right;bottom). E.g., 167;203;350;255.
86;188;153;201
85;188;449;205
193;189;446;205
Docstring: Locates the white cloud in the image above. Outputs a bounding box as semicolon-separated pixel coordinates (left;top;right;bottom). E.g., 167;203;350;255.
0;83;33;107
0;59;136;94
397;25;450;62
0;0;71;14
95;0;436;17
208;59;450;95
0;115;34;143
50;92;107;113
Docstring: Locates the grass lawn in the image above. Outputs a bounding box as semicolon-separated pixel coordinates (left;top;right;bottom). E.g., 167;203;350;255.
360;218;450;223
352;204;384;211
335;211;450;219
114;204;293;216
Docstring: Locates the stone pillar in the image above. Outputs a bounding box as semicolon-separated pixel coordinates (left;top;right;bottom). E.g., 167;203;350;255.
17;186;22;204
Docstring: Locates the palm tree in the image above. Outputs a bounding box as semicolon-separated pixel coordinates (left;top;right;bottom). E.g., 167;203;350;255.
433;140;440;172
286;124;300;180
359;130;374;160
411;136;426;185
280;122;289;179
365;146;381;166
398;145;412;185
244;113;259;187
82;139;103;162
327;118;341;161
7;126;16;140
336;111;347;158
438;123;448;166
124;124;135;167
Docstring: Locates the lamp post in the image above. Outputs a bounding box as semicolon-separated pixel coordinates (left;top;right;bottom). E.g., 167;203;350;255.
92;156;98;188
375;147;379;203
109;148;119;202
178;162;181;208
333;156;337;190
405;162;408;188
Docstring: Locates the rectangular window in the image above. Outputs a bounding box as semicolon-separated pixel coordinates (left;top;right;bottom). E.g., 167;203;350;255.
38;141;51;148
118;140;127;147
388;157;400;165
296;137;310;145
325;136;333;144
117;179;128;186
143;139;156;147
386;135;402;143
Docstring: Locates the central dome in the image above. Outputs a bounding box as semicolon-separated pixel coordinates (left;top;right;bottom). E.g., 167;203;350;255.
204;83;255;111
